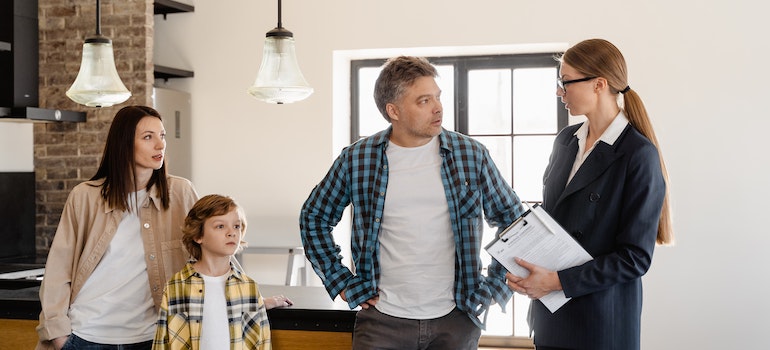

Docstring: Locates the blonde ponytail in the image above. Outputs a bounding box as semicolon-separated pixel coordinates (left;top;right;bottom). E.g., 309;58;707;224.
622;90;674;245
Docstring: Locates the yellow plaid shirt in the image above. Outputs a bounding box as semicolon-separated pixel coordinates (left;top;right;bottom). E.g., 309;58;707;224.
152;262;271;350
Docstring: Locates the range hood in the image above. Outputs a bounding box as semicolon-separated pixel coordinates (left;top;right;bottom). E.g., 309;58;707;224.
0;0;85;123
0;107;86;122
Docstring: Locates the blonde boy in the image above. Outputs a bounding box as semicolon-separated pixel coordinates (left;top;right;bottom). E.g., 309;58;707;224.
153;194;271;350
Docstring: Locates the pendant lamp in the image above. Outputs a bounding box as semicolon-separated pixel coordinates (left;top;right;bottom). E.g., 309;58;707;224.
247;0;313;104
66;0;131;108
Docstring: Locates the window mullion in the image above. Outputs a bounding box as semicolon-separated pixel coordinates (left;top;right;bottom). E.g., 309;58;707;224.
455;59;468;134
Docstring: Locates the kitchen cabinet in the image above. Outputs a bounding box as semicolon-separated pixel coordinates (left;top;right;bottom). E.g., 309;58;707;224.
1;319;38;348
0;277;42;348
0;172;36;261
262;285;356;350
0;282;356;350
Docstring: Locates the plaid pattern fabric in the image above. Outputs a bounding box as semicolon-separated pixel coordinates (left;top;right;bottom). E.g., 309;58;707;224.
300;127;523;328
152;263;271;350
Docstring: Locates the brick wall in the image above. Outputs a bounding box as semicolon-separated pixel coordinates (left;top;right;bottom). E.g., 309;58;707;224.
35;0;154;259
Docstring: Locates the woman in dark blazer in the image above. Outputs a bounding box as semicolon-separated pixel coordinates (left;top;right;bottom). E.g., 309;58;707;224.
505;39;674;350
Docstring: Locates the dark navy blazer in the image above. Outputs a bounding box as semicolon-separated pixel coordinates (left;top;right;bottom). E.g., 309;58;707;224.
530;122;665;350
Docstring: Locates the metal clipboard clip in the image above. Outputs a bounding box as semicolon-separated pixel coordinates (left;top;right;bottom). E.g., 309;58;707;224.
499;210;530;243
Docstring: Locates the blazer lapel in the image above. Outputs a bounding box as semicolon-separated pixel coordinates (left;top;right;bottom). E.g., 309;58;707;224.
544;137;577;207
556;141;623;206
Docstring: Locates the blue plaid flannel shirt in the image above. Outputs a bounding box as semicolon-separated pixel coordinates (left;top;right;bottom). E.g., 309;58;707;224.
300;127;523;328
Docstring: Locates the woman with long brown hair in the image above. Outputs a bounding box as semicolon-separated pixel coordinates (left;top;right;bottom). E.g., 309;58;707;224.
506;39;673;350
36;106;199;350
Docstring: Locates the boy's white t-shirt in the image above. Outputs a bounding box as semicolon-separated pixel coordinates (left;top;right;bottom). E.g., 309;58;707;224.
200;273;229;350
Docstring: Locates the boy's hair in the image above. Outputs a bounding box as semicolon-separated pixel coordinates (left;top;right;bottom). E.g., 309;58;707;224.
182;194;247;260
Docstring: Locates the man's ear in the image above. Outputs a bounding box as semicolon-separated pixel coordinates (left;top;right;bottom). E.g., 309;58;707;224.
386;103;399;121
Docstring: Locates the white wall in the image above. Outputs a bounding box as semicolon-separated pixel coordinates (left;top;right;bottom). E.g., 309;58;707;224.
153;1;768;348
0;122;34;171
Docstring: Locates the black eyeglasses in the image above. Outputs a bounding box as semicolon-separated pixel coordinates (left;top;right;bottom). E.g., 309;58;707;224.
557;76;598;93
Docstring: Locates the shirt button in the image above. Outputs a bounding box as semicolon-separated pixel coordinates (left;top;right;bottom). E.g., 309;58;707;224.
379;191;385;196
149;254;156;260
375;217;380;222
153;286;159;292
143;223;150;229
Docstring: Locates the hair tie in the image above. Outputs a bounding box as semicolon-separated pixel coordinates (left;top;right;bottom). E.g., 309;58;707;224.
620;86;631;94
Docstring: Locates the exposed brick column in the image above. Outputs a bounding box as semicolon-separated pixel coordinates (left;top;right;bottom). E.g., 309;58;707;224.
35;0;154;259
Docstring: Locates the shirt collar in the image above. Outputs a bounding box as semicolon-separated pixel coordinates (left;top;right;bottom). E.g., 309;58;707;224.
373;126;392;147
146;184;161;210
376;126;451;153
95;178;162;213
573;111;629;146
183;261;246;281
179;262;197;280
93;179;161;214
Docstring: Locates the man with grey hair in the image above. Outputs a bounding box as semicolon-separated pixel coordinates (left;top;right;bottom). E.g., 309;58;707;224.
300;56;523;349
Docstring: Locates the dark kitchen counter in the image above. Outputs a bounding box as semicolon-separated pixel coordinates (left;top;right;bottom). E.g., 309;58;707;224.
262;284;357;333
0;262;44;320
0;280;358;328
0;278;41;320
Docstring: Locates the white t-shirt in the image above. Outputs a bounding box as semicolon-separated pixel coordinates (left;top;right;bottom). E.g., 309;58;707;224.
70;190;156;344
376;136;456;319
200;273;229;350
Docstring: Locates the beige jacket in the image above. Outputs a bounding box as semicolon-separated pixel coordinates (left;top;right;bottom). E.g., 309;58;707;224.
35;176;199;350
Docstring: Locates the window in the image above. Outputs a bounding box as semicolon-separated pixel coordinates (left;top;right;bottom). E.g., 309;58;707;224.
350;52;567;347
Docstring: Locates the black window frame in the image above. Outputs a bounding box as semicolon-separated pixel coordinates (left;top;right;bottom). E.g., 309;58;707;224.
350;53;568;142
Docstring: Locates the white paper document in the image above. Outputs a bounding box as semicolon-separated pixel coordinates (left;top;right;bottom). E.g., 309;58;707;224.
485;204;593;312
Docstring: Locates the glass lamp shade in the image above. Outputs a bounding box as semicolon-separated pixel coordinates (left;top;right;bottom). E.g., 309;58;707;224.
66;36;131;108
247;34;313;104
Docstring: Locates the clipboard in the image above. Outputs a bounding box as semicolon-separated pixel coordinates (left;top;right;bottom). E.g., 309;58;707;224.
485;203;593;312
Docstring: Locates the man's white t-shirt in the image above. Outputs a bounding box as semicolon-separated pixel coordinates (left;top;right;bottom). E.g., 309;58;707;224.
376;136;456;319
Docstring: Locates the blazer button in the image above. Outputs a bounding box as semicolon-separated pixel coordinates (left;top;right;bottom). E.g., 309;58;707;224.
589;192;600;202
573;230;583;238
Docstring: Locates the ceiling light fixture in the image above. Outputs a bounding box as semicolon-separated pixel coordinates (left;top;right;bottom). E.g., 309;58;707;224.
66;0;131;108
247;0;313;104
